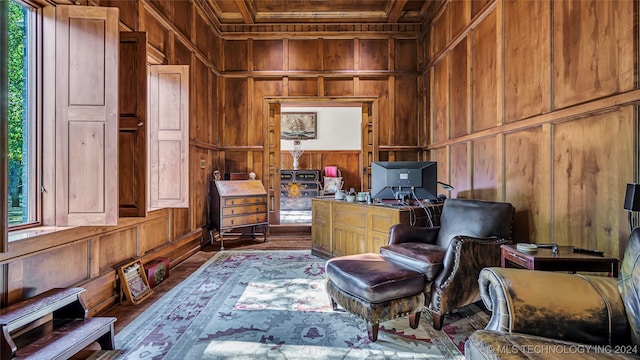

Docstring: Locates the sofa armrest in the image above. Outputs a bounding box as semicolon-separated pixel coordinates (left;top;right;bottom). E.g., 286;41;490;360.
479;267;629;346
387;223;440;245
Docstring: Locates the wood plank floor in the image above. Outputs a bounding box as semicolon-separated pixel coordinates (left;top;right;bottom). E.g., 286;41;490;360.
100;229;312;334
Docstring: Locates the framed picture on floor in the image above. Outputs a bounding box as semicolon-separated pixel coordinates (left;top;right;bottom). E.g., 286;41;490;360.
119;259;153;304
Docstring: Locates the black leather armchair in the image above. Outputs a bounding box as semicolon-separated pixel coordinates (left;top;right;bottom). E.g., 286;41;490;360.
465;228;640;359
380;198;515;330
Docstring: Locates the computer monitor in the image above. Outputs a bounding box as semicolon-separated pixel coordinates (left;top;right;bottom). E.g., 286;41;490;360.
370;161;438;201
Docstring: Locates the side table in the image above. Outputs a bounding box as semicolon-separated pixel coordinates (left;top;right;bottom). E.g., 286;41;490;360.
501;244;619;277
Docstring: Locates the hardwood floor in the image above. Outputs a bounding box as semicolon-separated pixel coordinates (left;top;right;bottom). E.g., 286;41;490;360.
100;227;312;334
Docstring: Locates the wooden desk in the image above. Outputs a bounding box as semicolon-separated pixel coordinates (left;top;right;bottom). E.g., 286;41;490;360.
210;180;269;250
311;198;442;258
501;244;619;277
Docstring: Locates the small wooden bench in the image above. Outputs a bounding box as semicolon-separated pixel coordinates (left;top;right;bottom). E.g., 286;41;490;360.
0;287;116;360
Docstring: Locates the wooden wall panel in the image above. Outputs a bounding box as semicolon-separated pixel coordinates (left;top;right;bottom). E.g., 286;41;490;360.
324;78;354;96
195;11;212;60
357;78;389;146
471;9;497;132
148;0;171;18
505;127;549;245
99;0;137;30
552;108;633;259
253;40;283;71
394;39;417;71
192;147;210;230
171;206;190;240
323;39;354;70
224;40;248;71
22;243;89;296
471;0;491;19
252;79;283;152
172;0;192;38
450;143;470;199
472;137;499;201
98;228;137;273
433;148;449;197
394;76;418;146
142;6;169;56
289;39;320;70
430;7;448;59
193;58;210;143
173;37;192;66
140;217;170;255
553;0;634;110
432;57;448;143
319;151;360;192
359;39;389;70
223;78;248;146
211;73;220;144
504;0;550;122
450;38;468;138
449;0;469;39
288;78;318;96
224;151;250;174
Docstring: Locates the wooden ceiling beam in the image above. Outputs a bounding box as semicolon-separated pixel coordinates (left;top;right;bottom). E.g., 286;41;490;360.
387;0;408;23
234;0;255;24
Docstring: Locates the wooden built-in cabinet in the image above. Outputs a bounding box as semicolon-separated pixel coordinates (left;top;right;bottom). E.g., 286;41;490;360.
210;180;269;250
311;198;441;258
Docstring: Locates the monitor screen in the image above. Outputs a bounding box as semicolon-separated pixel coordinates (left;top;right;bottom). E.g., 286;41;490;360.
370;161;438;201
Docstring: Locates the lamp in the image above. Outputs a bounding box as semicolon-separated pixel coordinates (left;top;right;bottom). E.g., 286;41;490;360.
289;140;304;170
624;183;640;231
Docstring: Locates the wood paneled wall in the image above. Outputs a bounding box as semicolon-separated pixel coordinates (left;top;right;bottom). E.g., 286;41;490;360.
425;0;638;260
1;0;219;313
219;36;425;185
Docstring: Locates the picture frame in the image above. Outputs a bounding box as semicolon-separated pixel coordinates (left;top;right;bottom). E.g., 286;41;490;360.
118;259;153;304
281;112;317;139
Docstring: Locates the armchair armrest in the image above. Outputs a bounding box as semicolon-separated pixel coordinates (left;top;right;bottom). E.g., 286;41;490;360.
430;236;509;315
387;223;440;245
479;267;629;346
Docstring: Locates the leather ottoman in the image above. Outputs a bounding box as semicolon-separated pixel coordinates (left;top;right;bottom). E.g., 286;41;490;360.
325;253;426;341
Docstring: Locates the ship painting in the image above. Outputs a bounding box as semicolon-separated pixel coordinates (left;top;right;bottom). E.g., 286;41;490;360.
281;112;317;139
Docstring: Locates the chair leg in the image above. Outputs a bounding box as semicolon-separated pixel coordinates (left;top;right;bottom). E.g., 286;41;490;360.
409;311;421;329
431;311;444;330
366;322;379;342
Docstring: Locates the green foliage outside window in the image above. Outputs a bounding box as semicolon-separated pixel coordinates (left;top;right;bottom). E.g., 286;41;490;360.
7;0;27;224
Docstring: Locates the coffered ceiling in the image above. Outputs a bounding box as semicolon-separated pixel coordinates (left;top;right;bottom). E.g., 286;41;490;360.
205;0;436;25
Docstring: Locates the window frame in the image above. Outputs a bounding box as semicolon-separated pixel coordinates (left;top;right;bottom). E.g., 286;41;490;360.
6;0;42;232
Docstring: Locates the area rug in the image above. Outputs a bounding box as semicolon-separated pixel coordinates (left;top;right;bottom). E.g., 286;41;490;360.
115;250;488;359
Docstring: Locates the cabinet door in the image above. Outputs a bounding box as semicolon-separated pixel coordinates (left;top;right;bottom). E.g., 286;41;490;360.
55;5;119;226
119;32;147;217
148;65;190;209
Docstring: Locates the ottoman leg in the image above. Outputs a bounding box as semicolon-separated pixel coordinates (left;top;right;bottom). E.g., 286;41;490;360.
409;311;421;329
329;297;339;311
366;322;379;342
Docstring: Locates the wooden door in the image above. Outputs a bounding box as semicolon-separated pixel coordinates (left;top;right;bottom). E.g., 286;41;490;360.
361;101;376;192
266;102;281;225
119;32;147;217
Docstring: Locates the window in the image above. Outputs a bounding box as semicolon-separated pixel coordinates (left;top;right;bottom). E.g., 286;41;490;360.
7;0;38;229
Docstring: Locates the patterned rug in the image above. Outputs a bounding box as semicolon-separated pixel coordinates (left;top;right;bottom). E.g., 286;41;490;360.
115;251;488;359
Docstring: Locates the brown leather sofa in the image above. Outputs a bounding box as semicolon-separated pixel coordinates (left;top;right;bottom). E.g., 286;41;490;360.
465;228;640;359
380;198;515;329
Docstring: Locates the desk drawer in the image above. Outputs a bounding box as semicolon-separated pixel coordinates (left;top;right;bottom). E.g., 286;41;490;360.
222;204;267;216
222;213;268;227
224;196;265;206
